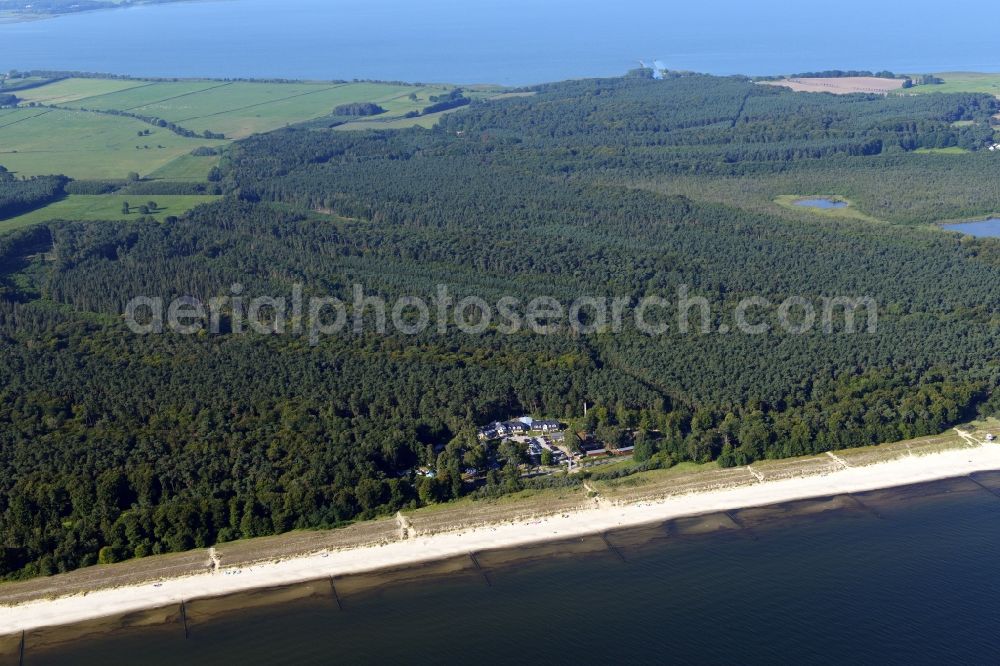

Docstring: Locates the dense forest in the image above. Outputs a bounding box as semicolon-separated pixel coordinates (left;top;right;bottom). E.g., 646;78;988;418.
2;73;1000;579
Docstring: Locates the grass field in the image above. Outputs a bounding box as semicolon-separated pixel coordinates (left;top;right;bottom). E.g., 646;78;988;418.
43;80;227;111
336;107;457;131
0;194;220;233
335;88;513;131
913;146;970;154
0;107;226;179
30;78;446;139
146;153;220;181
0;75;52;90
900;72;1000;97
13;78;148;105
0;77;458;182
0;77;476;227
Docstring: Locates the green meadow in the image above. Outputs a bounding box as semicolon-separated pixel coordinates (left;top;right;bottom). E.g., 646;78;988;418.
902;72;1000;97
0;77;474;229
28;78;445;138
0;76;50;90
0;194;220;233
175;83;430;138
146;153;221;181
336;110;451;131
1;77;456;184
913;146;971;154
0;107;226;179
46;80;227;111
13;77;147;105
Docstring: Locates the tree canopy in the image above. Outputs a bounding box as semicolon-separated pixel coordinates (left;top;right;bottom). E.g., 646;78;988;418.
2;73;1000;580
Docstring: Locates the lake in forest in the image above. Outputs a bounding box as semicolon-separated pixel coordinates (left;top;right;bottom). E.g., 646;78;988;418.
941;218;1000;238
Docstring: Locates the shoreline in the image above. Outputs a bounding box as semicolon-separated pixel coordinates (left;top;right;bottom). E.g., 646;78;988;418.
3;440;1000;636
0;0;220;26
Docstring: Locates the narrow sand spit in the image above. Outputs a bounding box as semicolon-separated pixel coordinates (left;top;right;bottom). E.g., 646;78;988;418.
3;443;1000;635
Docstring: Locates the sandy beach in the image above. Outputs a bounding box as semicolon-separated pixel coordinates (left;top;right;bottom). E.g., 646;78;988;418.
3;440;1000;636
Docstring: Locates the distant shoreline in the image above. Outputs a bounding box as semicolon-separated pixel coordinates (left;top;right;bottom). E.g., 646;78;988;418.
0;0;223;25
2;436;999;637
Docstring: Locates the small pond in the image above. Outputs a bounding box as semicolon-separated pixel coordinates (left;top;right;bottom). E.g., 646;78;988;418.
941;218;1000;238
794;198;848;209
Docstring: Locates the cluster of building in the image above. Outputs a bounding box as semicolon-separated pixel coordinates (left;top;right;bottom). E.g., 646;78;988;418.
476;416;638;469
526;436;569;465
577;432;635;458
989;143;1000;152
477;416;561;441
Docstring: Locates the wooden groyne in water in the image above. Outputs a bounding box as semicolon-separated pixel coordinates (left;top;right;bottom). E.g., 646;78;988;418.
600;533;627;563
468;552;492;587
329;578;343;611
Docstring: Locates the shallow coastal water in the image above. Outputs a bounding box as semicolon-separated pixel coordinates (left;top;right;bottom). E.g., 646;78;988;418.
2;0;1000;84
941;218;1000;238
795;198;848;209
16;473;1000;665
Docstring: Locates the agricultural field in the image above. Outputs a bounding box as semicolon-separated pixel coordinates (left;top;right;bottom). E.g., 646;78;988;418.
902;72;1000;97
335;88;518;131
0;77;459;184
762;76;906;95
145;153;220;181
0;75;52;91
762;73;1000;99
13;77;147;105
0;107;226;179
0;76;484;232
23;77;447;138
336;107;456;131
0;194;220;233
